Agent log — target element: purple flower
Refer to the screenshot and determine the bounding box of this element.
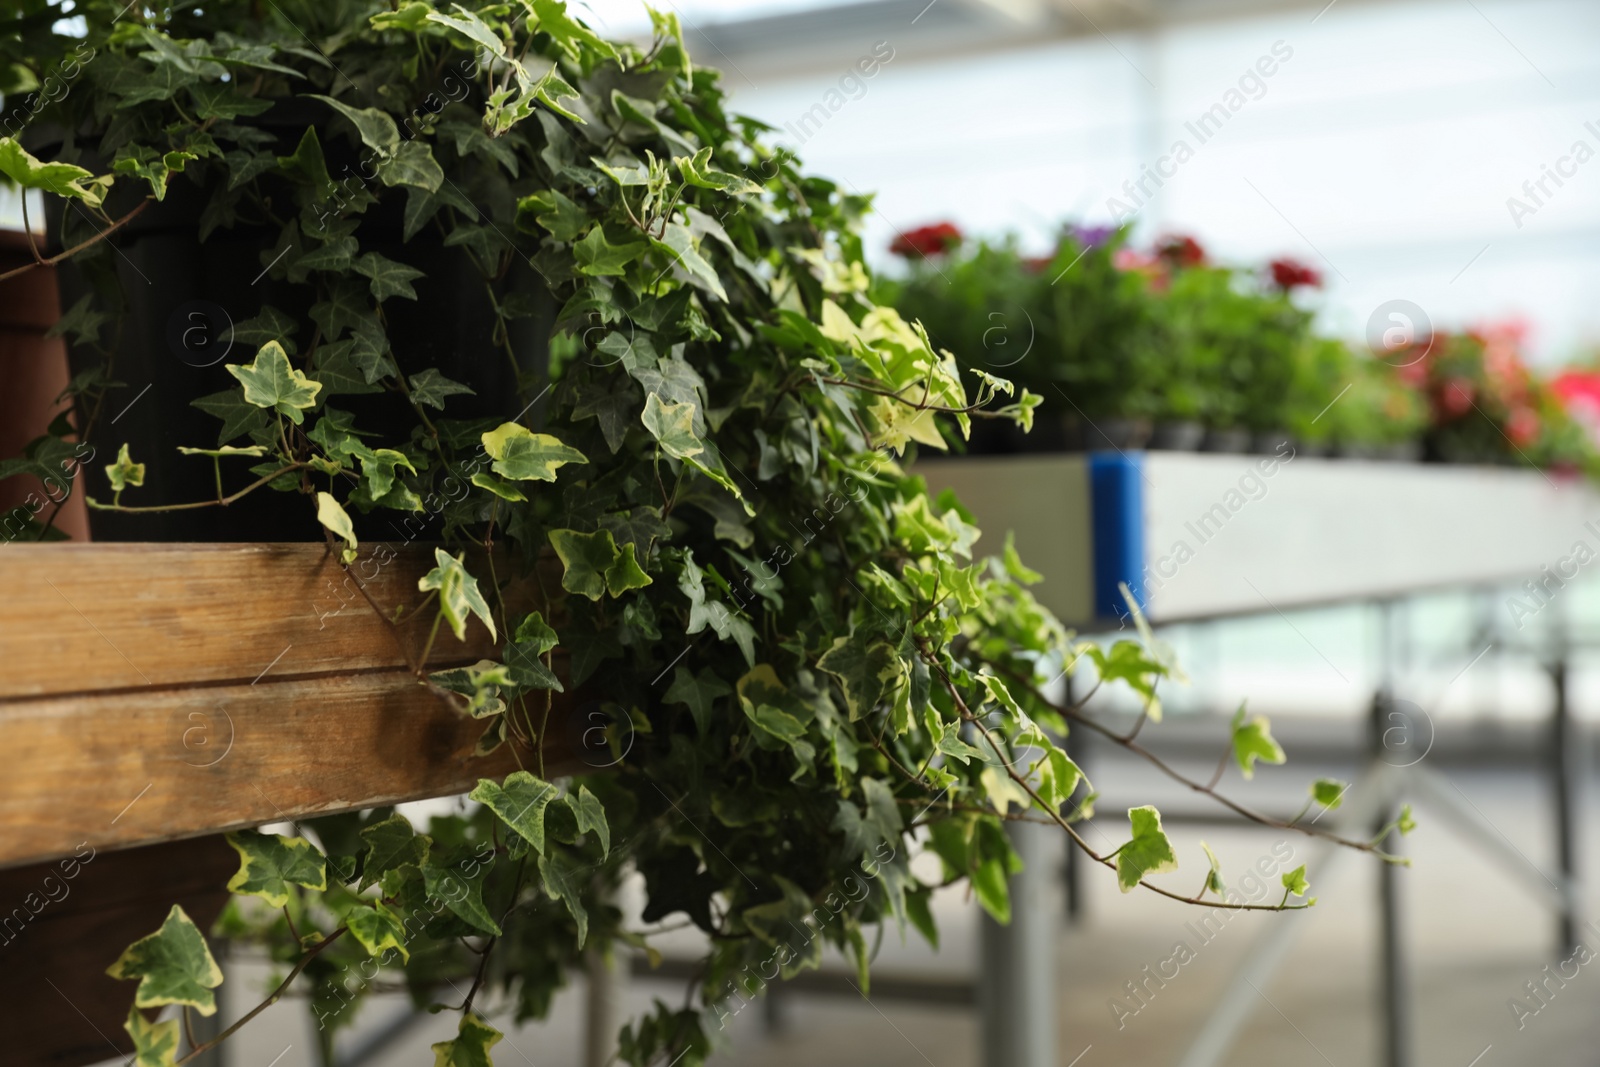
[1071,224,1116,249]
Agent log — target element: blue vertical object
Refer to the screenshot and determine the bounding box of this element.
[1088,451,1145,620]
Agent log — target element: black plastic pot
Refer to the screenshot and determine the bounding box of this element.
[37,106,551,541]
[1149,420,1204,451]
[1250,429,1292,455]
[1201,427,1251,453]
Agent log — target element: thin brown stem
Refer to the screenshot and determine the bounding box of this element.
[86,464,309,512]
[0,199,152,283]
[926,654,1311,912]
[983,654,1376,854]
[175,927,348,1065]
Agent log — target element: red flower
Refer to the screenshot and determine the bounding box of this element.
[1022,255,1053,274]
[1506,406,1541,448]
[1155,234,1205,268]
[890,222,962,259]
[1268,257,1322,292]
[1437,377,1475,419]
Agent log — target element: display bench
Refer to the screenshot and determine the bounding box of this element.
[921,450,1598,626]
[0,542,566,1066]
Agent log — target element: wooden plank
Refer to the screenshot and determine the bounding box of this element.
[0,836,237,1067]
[0,670,569,869]
[0,543,572,868]
[0,542,534,698]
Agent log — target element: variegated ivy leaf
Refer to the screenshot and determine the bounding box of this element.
[568,785,611,857]
[0,137,112,207]
[529,0,618,62]
[539,848,591,946]
[470,771,558,855]
[816,634,899,719]
[1231,704,1286,779]
[640,391,702,459]
[429,658,514,717]
[106,443,145,492]
[225,340,322,423]
[481,422,587,482]
[417,548,496,642]
[124,1005,181,1066]
[547,528,652,600]
[673,146,761,195]
[316,491,358,563]
[421,857,501,935]
[431,1011,503,1067]
[225,829,328,907]
[106,905,224,1016]
[1114,805,1178,893]
[359,813,430,890]
[345,900,409,962]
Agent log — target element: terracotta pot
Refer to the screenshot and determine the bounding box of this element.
[0,228,90,543]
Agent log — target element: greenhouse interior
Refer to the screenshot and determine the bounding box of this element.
[3,0,1599,1065]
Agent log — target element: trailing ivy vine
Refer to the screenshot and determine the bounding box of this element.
[0,3,1408,1064]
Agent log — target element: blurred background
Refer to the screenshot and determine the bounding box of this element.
[51,0,1600,1063]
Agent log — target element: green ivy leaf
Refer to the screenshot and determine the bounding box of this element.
[548,528,652,600]
[1312,778,1347,810]
[1115,806,1178,893]
[1281,864,1310,898]
[417,549,497,642]
[574,226,648,276]
[538,849,590,947]
[225,340,322,423]
[1201,841,1226,897]
[1231,705,1286,779]
[0,137,111,207]
[664,664,730,735]
[346,900,409,962]
[106,905,224,1016]
[431,1012,503,1067]
[106,443,145,492]
[308,93,400,156]
[380,140,445,192]
[355,252,426,301]
[224,830,328,907]
[568,785,611,857]
[421,858,501,935]
[1397,803,1417,836]
[359,813,429,890]
[516,188,590,241]
[482,423,588,481]
[193,389,270,444]
[408,368,474,409]
[425,8,505,57]
[530,0,618,60]
[817,634,899,719]
[470,771,557,855]
[124,1006,181,1067]
[514,611,560,655]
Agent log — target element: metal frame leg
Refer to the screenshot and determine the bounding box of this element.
[980,818,1059,1067]
[1372,598,1413,1067]
[1550,654,1581,952]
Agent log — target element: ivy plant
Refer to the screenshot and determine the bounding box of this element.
[0,3,1406,1065]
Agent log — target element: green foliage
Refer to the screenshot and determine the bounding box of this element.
[1,5,1367,1063]
[1114,805,1179,892]
[1231,704,1287,779]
